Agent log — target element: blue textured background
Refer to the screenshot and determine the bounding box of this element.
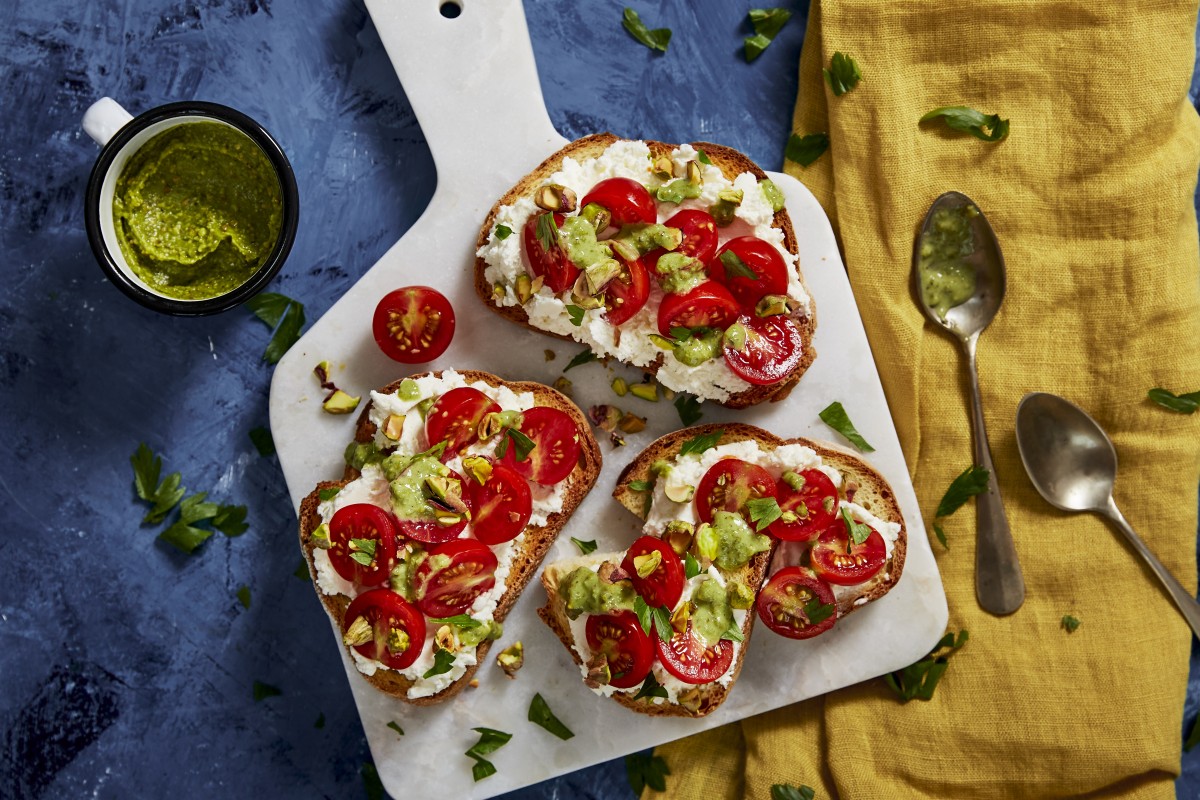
[1,1,1197,798]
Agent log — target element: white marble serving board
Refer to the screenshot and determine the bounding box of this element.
[268,1,948,797]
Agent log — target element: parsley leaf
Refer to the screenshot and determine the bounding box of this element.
[633,671,670,701]
[622,8,671,53]
[1061,615,1081,634]
[720,250,759,281]
[236,585,251,609]
[841,506,871,545]
[246,292,306,365]
[633,596,672,640]
[294,558,311,580]
[318,487,341,502]
[723,624,745,643]
[679,428,723,457]
[935,465,990,518]
[772,785,816,800]
[349,537,377,566]
[625,752,670,794]
[674,393,703,426]
[932,522,948,550]
[747,497,783,531]
[252,680,282,701]
[565,304,586,326]
[503,428,536,462]
[818,401,875,452]
[744,8,792,62]
[131,443,186,525]
[245,292,291,328]
[885,629,968,702]
[823,51,862,96]
[785,133,829,167]
[697,149,712,165]
[669,326,693,341]
[248,426,275,456]
[920,106,1009,142]
[534,212,558,252]
[158,492,220,554]
[804,596,835,625]
[361,762,384,800]
[387,721,404,736]
[1148,387,1200,414]
[563,348,598,372]
[494,224,513,240]
[428,614,482,629]
[466,727,512,782]
[684,553,702,579]
[213,504,248,537]
[423,648,456,679]
[572,537,598,555]
[528,693,574,740]
[628,480,654,492]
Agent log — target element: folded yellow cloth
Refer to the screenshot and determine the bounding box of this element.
[651,2,1200,798]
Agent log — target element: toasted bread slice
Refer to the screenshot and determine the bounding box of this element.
[298,370,602,705]
[474,133,817,409]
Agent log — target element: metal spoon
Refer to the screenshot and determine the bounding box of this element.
[1015,392,1200,637]
[914,191,1025,615]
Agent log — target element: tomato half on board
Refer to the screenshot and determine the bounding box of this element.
[395,466,470,545]
[523,212,579,293]
[414,539,498,617]
[657,281,740,336]
[372,286,456,364]
[327,503,399,586]
[755,567,837,640]
[425,387,500,458]
[343,589,426,669]
[585,611,654,689]
[655,621,734,684]
[579,177,657,230]
[722,313,803,386]
[497,406,581,485]
[642,209,719,272]
[621,535,685,610]
[695,458,777,525]
[767,469,840,542]
[810,522,887,586]
[707,236,789,310]
[603,256,651,326]
[465,462,532,545]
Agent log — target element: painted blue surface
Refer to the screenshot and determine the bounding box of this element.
[0,1,1196,798]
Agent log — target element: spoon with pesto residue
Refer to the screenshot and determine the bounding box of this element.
[914,191,1025,616]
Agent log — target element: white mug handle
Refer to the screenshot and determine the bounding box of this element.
[82,97,134,146]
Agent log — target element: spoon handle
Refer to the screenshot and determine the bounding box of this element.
[963,335,1026,615]
[1103,498,1200,638]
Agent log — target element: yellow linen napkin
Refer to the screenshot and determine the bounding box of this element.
[650,1,1200,798]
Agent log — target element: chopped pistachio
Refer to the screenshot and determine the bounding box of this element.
[588,404,623,433]
[535,183,577,213]
[530,275,545,294]
[723,321,748,352]
[629,382,659,402]
[633,550,663,578]
[652,155,675,179]
[685,159,703,186]
[313,360,332,386]
[461,455,493,485]
[609,237,640,262]
[728,580,755,610]
[543,349,555,362]
[398,378,421,401]
[661,387,677,401]
[497,641,524,679]
[387,628,411,654]
[823,496,836,513]
[677,687,704,712]
[670,600,691,632]
[782,470,806,491]
[310,523,331,549]
[618,413,647,434]
[579,202,611,232]
[710,200,737,227]
[342,616,373,647]
[611,377,629,397]
[755,294,797,317]
[663,521,695,555]
[584,652,611,687]
[478,409,522,441]
[780,510,799,523]
[433,509,466,527]
[584,259,622,295]
[469,679,480,688]
[382,414,406,441]
[435,625,458,653]
[648,334,676,351]
[664,482,695,503]
[491,282,506,303]
[718,188,744,206]
[322,390,361,414]
[693,522,718,561]
[650,459,673,478]
[515,273,534,304]
[553,377,573,396]
[570,276,605,308]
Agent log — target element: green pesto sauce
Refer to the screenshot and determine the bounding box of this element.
[559,567,637,620]
[387,455,450,520]
[673,327,722,367]
[655,252,705,295]
[615,223,680,255]
[917,205,979,320]
[112,120,283,301]
[559,215,611,271]
[711,511,772,571]
[691,577,734,645]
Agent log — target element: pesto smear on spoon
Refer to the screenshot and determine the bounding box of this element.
[916,205,978,320]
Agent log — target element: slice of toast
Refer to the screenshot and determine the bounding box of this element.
[474,133,817,409]
[297,369,602,705]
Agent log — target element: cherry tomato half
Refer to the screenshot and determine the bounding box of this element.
[585,611,654,690]
[579,177,657,230]
[465,462,532,545]
[722,313,804,386]
[695,458,777,525]
[655,621,734,685]
[343,589,426,669]
[657,281,740,336]
[425,387,500,459]
[707,236,789,310]
[767,469,840,542]
[498,406,581,486]
[755,567,837,640]
[810,523,887,586]
[414,539,499,617]
[642,209,719,273]
[372,286,456,364]
[395,465,470,545]
[327,503,399,587]
[523,212,579,293]
[621,535,685,610]
[603,256,651,326]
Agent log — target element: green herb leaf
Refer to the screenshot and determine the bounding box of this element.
[535,212,559,252]
[565,304,586,326]
[818,401,875,452]
[349,537,377,566]
[504,429,537,462]
[387,721,405,736]
[247,293,307,365]
[294,558,311,580]
[528,693,574,740]
[1148,387,1200,414]
[466,727,512,781]
[158,492,220,554]
[245,292,292,328]
[314,712,325,729]
[697,149,712,165]
[841,506,871,545]
[423,648,456,679]
[361,762,384,800]
[318,487,341,502]
[633,671,670,701]
[669,326,693,341]
[213,504,248,537]
[920,106,1010,142]
[651,605,673,642]
[572,537,598,555]
[495,224,513,240]
[634,595,653,635]
[720,250,759,281]
[1061,615,1081,634]
[885,629,968,702]
[823,51,862,96]
[428,614,482,629]
[932,522,948,550]
[935,465,990,518]
[744,8,792,62]
[563,348,598,372]
[628,480,654,492]
[622,7,671,53]
[804,597,835,625]
[723,623,745,643]
[674,393,703,426]
[772,785,816,800]
[684,553,702,580]
[131,443,187,524]
[679,428,723,457]
[747,497,783,531]
[471,759,497,782]
[1187,711,1200,752]
[236,585,251,609]
[626,752,671,794]
[785,133,830,167]
[249,426,275,456]
[252,680,282,701]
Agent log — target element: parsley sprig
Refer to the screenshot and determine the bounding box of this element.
[495,428,536,462]
[131,443,186,524]
[423,648,456,680]
[772,785,817,800]
[744,8,792,62]
[626,752,670,794]
[246,292,306,364]
[465,727,512,782]
[785,133,830,167]
[674,393,703,426]
[823,51,862,96]
[563,348,598,372]
[720,250,759,280]
[622,8,671,53]
[936,465,990,518]
[920,106,1010,142]
[747,497,783,531]
[634,596,673,641]
[679,428,723,457]
[633,671,669,701]
[528,693,574,740]
[818,401,874,452]
[1148,387,1200,414]
[571,537,598,555]
[885,629,968,702]
[840,506,871,546]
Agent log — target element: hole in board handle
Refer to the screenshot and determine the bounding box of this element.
[439,1,462,18]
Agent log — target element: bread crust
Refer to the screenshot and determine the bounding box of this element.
[297,370,602,705]
[474,133,817,409]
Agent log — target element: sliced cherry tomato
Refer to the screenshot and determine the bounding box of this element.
[755,567,837,640]
[585,611,654,689]
[642,209,719,272]
[498,406,581,485]
[655,621,734,685]
[372,286,455,364]
[343,589,426,669]
[327,503,398,587]
[767,469,840,542]
[465,462,532,545]
[579,177,656,230]
[620,535,685,610]
[695,458,777,525]
[603,256,651,325]
[414,539,498,617]
[425,387,500,459]
[811,523,887,586]
[657,281,740,336]
[707,236,789,310]
[395,465,470,545]
[722,313,804,386]
[523,212,579,293]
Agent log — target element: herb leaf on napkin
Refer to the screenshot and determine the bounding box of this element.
[1148,387,1200,414]
[785,133,830,167]
[935,465,990,518]
[920,106,1010,142]
[823,51,862,96]
[885,629,968,702]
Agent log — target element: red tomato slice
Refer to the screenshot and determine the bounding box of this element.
[811,523,887,586]
[707,236,789,310]
[620,535,685,610]
[579,177,657,230]
[655,621,734,685]
[767,469,840,542]
[327,503,398,587]
[585,611,654,689]
[694,458,777,525]
[642,209,719,272]
[722,313,803,386]
[372,286,456,364]
[755,567,837,640]
[498,406,581,485]
[395,465,470,545]
[343,589,426,669]
[425,387,500,459]
[603,256,650,325]
[414,539,498,617]
[465,462,532,545]
[523,212,579,293]
[657,281,740,336]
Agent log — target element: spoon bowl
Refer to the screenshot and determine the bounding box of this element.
[1014,392,1118,512]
